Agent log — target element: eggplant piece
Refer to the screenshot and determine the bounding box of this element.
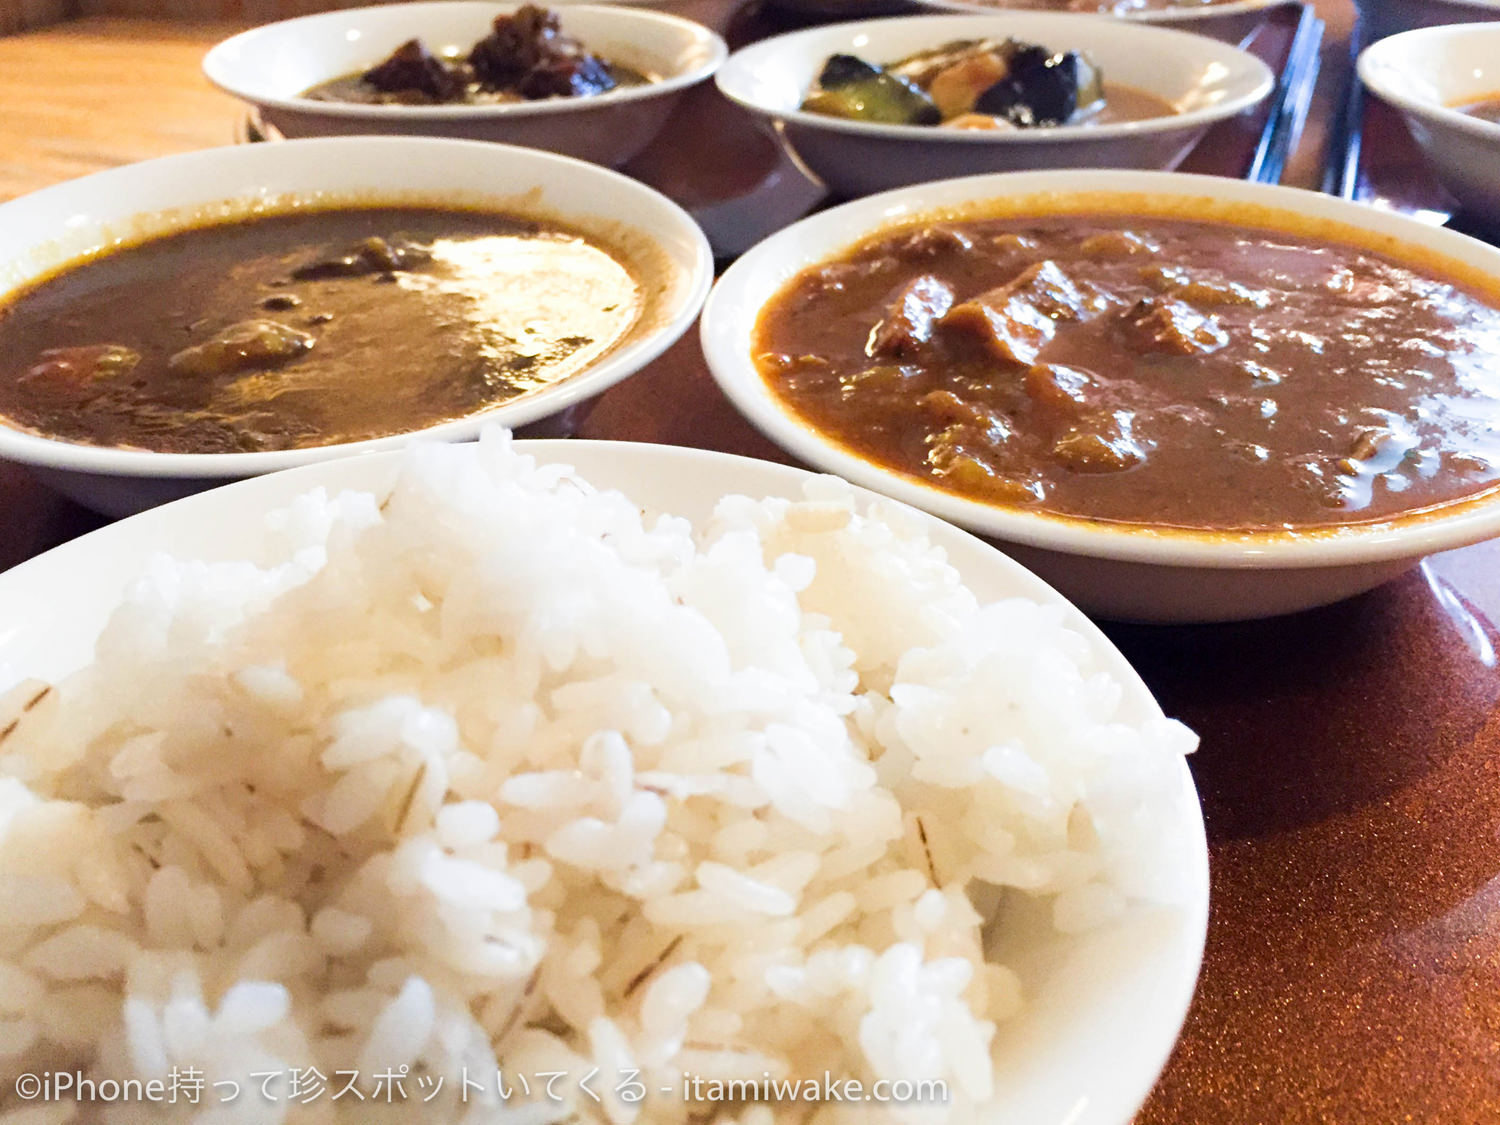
[972,47,1104,128]
[817,53,884,88]
[801,55,940,126]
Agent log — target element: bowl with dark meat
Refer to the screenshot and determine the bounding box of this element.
[701,169,1500,622]
[715,14,1273,198]
[1359,23,1500,229]
[0,136,713,516]
[909,0,1297,47]
[203,2,727,168]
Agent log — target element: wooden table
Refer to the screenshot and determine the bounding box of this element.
[7,8,1500,1124]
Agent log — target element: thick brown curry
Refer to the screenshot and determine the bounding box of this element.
[0,206,642,454]
[754,213,1500,531]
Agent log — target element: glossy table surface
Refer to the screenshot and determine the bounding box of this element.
[5,5,1500,1123]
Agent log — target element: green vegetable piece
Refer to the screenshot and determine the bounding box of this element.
[801,56,941,126]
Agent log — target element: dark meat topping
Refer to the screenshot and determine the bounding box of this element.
[972,47,1104,127]
[363,38,463,101]
[470,5,615,97]
[302,5,640,106]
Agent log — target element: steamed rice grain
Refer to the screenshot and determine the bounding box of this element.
[0,431,1196,1122]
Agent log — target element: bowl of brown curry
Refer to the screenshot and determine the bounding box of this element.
[0,136,713,517]
[702,170,1500,623]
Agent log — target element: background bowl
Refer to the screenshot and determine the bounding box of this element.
[909,0,1297,45]
[0,437,1209,1125]
[700,168,1500,623]
[763,0,920,18]
[714,13,1274,199]
[1361,0,1500,43]
[203,1,727,168]
[1358,22,1500,228]
[0,137,713,517]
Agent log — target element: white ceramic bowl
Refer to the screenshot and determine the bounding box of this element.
[765,0,921,19]
[0,437,1209,1125]
[1359,23,1500,228]
[701,168,1500,623]
[203,2,727,168]
[714,13,1275,198]
[1362,0,1500,43]
[0,137,713,517]
[911,0,1296,45]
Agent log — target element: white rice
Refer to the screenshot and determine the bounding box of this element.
[0,430,1196,1123]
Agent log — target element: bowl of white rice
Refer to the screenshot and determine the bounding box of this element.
[0,432,1206,1123]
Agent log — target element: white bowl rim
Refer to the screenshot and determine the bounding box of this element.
[1376,0,1500,9]
[0,434,1210,1125]
[909,0,1296,24]
[0,136,714,478]
[701,167,1500,570]
[1358,22,1500,147]
[202,1,728,121]
[714,12,1275,146]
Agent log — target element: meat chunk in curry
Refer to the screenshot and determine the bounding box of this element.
[302,5,648,106]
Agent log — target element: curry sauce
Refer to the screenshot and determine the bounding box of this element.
[755,214,1500,531]
[0,206,642,454]
[1451,93,1500,126]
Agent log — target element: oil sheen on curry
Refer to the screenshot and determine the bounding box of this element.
[0,206,642,453]
[754,213,1500,530]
